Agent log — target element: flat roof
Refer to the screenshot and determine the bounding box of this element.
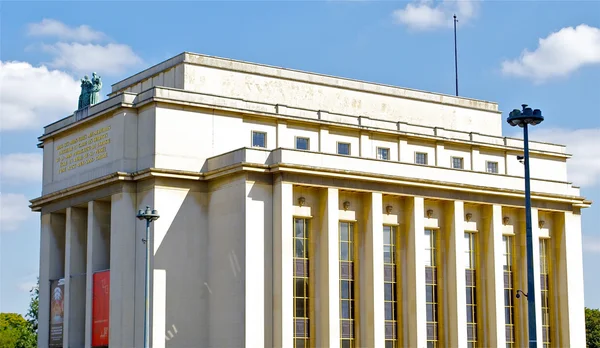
[110,51,498,112]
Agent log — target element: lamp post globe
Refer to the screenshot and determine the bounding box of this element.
[136,206,160,348]
[506,104,543,348]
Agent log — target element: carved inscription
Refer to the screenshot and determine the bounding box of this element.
[55,126,111,174]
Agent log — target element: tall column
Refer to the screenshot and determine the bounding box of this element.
[482,205,506,347]
[85,201,111,348]
[319,188,340,348]
[555,210,585,347]
[64,207,88,348]
[361,192,384,347]
[273,179,293,348]
[444,201,467,347]
[39,213,66,348]
[405,196,426,348]
[110,188,138,347]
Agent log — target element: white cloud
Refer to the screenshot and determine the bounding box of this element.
[502,24,600,82]
[0,193,32,232]
[0,153,43,183]
[28,18,106,43]
[0,61,79,131]
[527,128,600,187]
[392,0,477,31]
[41,42,143,76]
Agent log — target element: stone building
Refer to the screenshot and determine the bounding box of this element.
[31,52,590,348]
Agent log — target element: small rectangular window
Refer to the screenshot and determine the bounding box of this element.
[415,152,428,165]
[296,137,310,151]
[252,131,266,148]
[377,147,390,160]
[338,142,351,156]
[486,161,499,173]
[452,157,464,169]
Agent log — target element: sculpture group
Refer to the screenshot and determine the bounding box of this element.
[78,72,102,109]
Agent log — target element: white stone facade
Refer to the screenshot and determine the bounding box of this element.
[32,52,590,348]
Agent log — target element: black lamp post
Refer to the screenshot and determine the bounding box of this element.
[507,104,544,348]
[136,206,160,348]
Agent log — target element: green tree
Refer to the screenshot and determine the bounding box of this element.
[26,279,39,334]
[0,313,36,348]
[587,307,600,348]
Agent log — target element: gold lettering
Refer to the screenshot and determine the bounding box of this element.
[55,124,112,174]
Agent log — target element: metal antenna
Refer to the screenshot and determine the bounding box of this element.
[453,14,459,96]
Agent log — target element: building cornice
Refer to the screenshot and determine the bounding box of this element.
[40,87,570,159]
[30,152,591,212]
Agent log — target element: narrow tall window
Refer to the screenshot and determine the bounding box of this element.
[383,225,398,347]
[503,235,516,348]
[293,218,310,347]
[540,238,551,348]
[465,232,478,348]
[340,222,356,348]
[425,229,438,348]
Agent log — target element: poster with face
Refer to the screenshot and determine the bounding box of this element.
[49,278,65,347]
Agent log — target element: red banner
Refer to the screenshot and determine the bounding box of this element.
[92,271,110,347]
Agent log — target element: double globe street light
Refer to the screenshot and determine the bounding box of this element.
[137,206,160,348]
[506,104,544,348]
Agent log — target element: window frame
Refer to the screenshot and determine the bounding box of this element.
[293,217,314,348]
[339,221,358,348]
[337,142,351,156]
[415,152,428,165]
[377,147,391,161]
[486,161,499,174]
[295,136,310,151]
[383,224,400,347]
[251,131,267,148]
[424,228,440,347]
[451,156,464,169]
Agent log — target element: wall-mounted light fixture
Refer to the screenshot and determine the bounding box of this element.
[465,213,473,222]
[503,216,510,225]
[343,201,351,211]
[538,220,545,228]
[386,205,393,214]
[426,209,434,218]
[298,196,306,207]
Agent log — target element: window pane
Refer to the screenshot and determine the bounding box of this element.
[338,143,350,155]
[385,283,393,300]
[378,148,390,160]
[341,223,349,241]
[296,278,307,297]
[295,298,306,317]
[385,302,394,320]
[295,219,304,238]
[252,132,265,147]
[383,226,391,244]
[296,137,309,150]
[295,239,305,258]
[341,280,350,299]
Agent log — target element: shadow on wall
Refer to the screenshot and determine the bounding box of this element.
[154,190,209,347]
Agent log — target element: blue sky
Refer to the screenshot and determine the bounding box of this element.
[1,1,599,314]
